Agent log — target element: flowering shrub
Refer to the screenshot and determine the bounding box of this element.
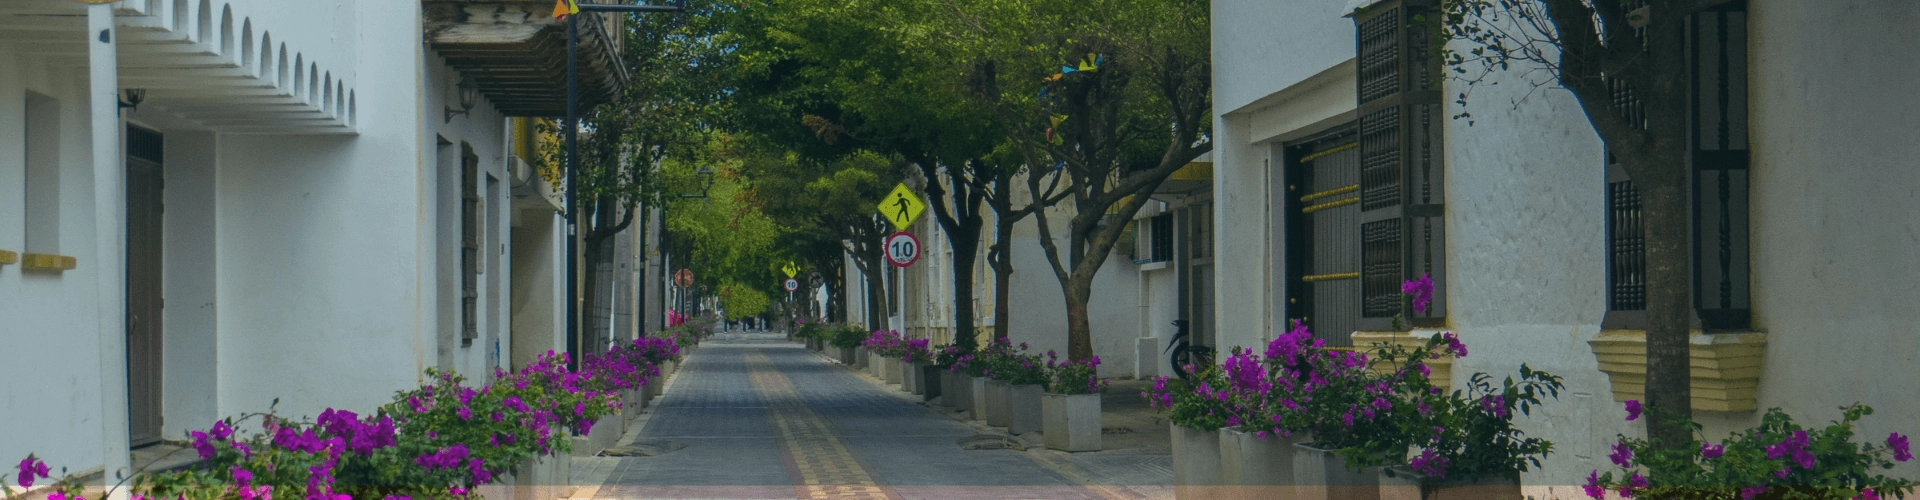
[828,326,867,350]
[6,337,679,500]
[900,338,935,364]
[1043,351,1106,395]
[969,338,1048,386]
[1586,403,1914,500]
[794,322,826,341]
[1144,369,1233,432]
[862,330,906,358]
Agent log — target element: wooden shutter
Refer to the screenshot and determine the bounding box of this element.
[1604,2,1750,331]
[1354,0,1445,330]
[461,148,480,346]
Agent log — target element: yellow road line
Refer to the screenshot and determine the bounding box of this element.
[747,350,894,500]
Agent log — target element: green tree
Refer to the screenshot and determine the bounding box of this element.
[946,0,1213,360]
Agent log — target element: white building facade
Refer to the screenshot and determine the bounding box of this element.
[0,0,645,481]
[1212,0,1920,493]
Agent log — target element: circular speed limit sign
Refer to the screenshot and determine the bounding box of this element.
[884,231,920,267]
[784,278,800,292]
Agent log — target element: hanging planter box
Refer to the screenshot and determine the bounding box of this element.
[984,379,1013,427]
[1009,383,1044,435]
[1376,466,1521,500]
[1588,330,1767,412]
[1041,392,1101,451]
[1219,427,1306,496]
[1171,424,1222,500]
[1293,441,1380,500]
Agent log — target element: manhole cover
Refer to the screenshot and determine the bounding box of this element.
[1102,427,1133,435]
[957,435,1025,451]
[600,439,687,457]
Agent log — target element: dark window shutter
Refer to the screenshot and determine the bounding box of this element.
[1354,0,1445,330]
[461,148,480,346]
[1603,2,1750,331]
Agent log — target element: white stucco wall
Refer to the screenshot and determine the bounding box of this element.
[0,44,110,475]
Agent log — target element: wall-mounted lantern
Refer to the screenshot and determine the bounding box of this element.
[444,75,479,123]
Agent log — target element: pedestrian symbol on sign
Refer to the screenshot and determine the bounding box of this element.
[875,183,924,231]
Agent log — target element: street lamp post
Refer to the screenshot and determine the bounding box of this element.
[564,1,685,370]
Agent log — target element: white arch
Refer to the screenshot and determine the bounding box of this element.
[292,53,304,97]
[322,71,333,113]
[219,4,234,56]
[277,44,289,89]
[195,0,212,44]
[172,0,190,33]
[257,31,271,80]
[307,63,318,104]
[240,19,253,71]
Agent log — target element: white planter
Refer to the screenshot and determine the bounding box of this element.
[1377,466,1522,500]
[984,379,1013,427]
[1041,392,1101,451]
[855,347,869,369]
[1218,427,1306,496]
[969,376,989,420]
[1009,383,1043,435]
[947,372,973,410]
[882,357,902,384]
[1294,442,1380,500]
[1171,424,1222,500]
[900,360,921,394]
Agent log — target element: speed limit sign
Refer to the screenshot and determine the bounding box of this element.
[784,278,800,292]
[884,231,920,267]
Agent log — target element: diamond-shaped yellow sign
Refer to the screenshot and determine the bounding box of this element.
[876,183,924,231]
[781,261,800,279]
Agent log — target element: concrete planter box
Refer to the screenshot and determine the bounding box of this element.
[1171,424,1222,500]
[984,379,1013,427]
[919,363,942,400]
[1294,442,1380,500]
[1377,466,1522,500]
[1041,393,1101,451]
[945,372,971,410]
[494,453,574,500]
[839,347,857,364]
[1009,383,1044,435]
[855,347,869,369]
[1218,427,1306,496]
[900,360,922,394]
[969,376,989,420]
[881,357,902,385]
[573,414,624,457]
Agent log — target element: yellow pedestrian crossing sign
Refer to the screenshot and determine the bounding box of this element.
[877,183,924,231]
[781,261,800,279]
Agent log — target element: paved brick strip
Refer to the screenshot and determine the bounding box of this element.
[746,349,898,500]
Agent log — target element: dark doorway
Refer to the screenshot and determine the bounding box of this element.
[1284,127,1362,346]
[125,125,165,447]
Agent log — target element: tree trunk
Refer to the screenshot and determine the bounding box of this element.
[951,237,980,351]
[989,175,1018,340]
[1063,281,1093,361]
[1636,148,1694,447]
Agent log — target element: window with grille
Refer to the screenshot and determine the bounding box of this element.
[461,145,480,346]
[1351,0,1446,331]
[1603,2,1750,331]
[1138,213,1174,263]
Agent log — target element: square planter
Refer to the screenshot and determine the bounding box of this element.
[1171,424,1222,500]
[882,356,902,385]
[920,363,943,401]
[855,347,869,369]
[900,359,923,394]
[946,372,972,410]
[1009,383,1044,435]
[984,379,1013,427]
[840,347,857,365]
[969,376,989,420]
[1294,442,1380,500]
[1041,393,1102,451]
[1218,426,1306,496]
[1377,466,1522,500]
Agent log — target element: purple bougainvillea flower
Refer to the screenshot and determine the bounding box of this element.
[1702,443,1725,459]
[17,456,50,488]
[191,430,216,459]
[1624,400,1642,421]
[1740,486,1767,499]
[1888,433,1911,462]
[212,420,234,441]
[1858,488,1881,500]
[467,457,492,484]
[1582,471,1605,499]
[49,492,67,500]
[1629,473,1648,489]
[231,467,254,486]
[1608,442,1634,468]
[1402,274,1433,314]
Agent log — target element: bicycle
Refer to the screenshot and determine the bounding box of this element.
[1164,320,1215,380]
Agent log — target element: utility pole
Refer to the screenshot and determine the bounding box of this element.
[564,1,685,370]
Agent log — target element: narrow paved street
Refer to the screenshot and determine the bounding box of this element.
[589,332,1171,500]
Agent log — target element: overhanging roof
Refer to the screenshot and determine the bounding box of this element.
[424,1,629,117]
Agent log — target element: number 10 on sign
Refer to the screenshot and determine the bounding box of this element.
[884,231,920,267]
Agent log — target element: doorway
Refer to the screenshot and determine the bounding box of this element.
[125,125,165,447]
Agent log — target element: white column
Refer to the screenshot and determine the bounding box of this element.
[87,3,130,497]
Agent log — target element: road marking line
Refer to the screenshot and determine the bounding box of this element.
[749,350,897,500]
